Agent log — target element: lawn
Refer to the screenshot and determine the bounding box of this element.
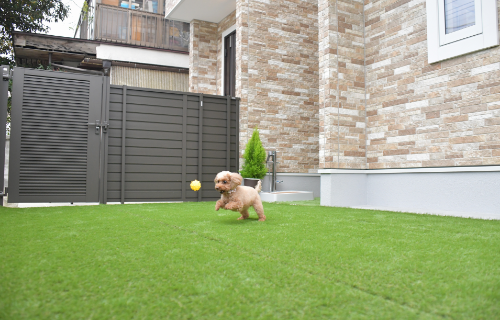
[1,201,499,319]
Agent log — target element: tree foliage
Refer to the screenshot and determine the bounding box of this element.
[240,128,268,179]
[0,0,69,65]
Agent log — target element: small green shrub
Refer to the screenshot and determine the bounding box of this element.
[240,127,267,179]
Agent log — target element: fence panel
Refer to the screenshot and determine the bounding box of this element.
[8,68,104,203]
[7,69,238,204]
[107,86,239,203]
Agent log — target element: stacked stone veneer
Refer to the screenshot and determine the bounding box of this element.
[182,0,500,171]
[236,0,320,173]
[189,12,237,95]
[188,1,320,173]
[318,0,366,169]
[364,0,500,168]
[189,20,218,93]
[318,0,500,169]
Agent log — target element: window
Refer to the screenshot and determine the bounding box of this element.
[101,0,164,15]
[224,31,236,97]
[221,25,236,96]
[426,0,498,63]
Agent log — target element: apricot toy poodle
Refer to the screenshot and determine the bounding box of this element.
[214,171,266,221]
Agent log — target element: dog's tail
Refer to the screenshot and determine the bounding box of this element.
[255,180,262,193]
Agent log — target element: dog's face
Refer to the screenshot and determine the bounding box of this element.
[214,171,242,194]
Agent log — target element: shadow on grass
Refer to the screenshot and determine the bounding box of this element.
[217,217,263,225]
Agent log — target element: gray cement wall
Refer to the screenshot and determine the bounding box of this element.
[319,167,500,219]
[261,173,320,198]
[366,172,500,216]
[320,173,366,207]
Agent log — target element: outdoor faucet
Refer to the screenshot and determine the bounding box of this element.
[266,152,274,163]
[266,151,278,192]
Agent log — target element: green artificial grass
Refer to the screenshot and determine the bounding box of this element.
[276,197,321,206]
[1,201,499,319]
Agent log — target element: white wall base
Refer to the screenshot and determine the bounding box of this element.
[260,191,314,203]
[319,167,500,220]
[261,173,320,197]
[96,44,189,68]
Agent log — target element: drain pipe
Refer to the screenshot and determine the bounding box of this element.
[266,151,275,192]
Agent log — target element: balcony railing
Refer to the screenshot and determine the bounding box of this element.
[92,3,189,51]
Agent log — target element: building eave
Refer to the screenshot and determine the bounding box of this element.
[13,32,188,63]
[165,0,235,23]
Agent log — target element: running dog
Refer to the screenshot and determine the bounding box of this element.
[214,171,266,221]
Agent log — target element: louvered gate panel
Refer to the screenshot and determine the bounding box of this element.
[9,68,103,203]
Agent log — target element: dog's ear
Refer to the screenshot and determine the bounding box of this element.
[229,172,243,188]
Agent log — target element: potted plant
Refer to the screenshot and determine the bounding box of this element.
[240,127,267,188]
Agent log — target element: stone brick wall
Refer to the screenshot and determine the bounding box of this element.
[188,11,236,96]
[235,0,250,158]
[318,0,366,169]
[236,0,320,173]
[189,20,218,94]
[188,0,500,172]
[188,2,321,173]
[189,11,236,95]
[364,0,500,168]
[319,0,338,169]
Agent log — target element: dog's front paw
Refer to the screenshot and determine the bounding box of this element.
[225,202,242,211]
[215,200,225,211]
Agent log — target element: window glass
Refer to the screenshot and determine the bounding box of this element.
[170,21,190,51]
[444,0,475,33]
[103,0,163,14]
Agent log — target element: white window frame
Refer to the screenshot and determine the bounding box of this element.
[426,0,499,64]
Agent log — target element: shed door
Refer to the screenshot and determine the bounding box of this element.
[8,68,104,203]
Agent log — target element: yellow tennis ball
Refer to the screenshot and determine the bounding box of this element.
[190,180,201,191]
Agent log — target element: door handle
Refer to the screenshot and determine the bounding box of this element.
[88,120,109,134]
[88,120,100,134]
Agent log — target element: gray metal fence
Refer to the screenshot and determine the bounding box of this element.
[8,68,105,203]
[0,66,11,205]
[7,68,239,204]
[106,85,239,203]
